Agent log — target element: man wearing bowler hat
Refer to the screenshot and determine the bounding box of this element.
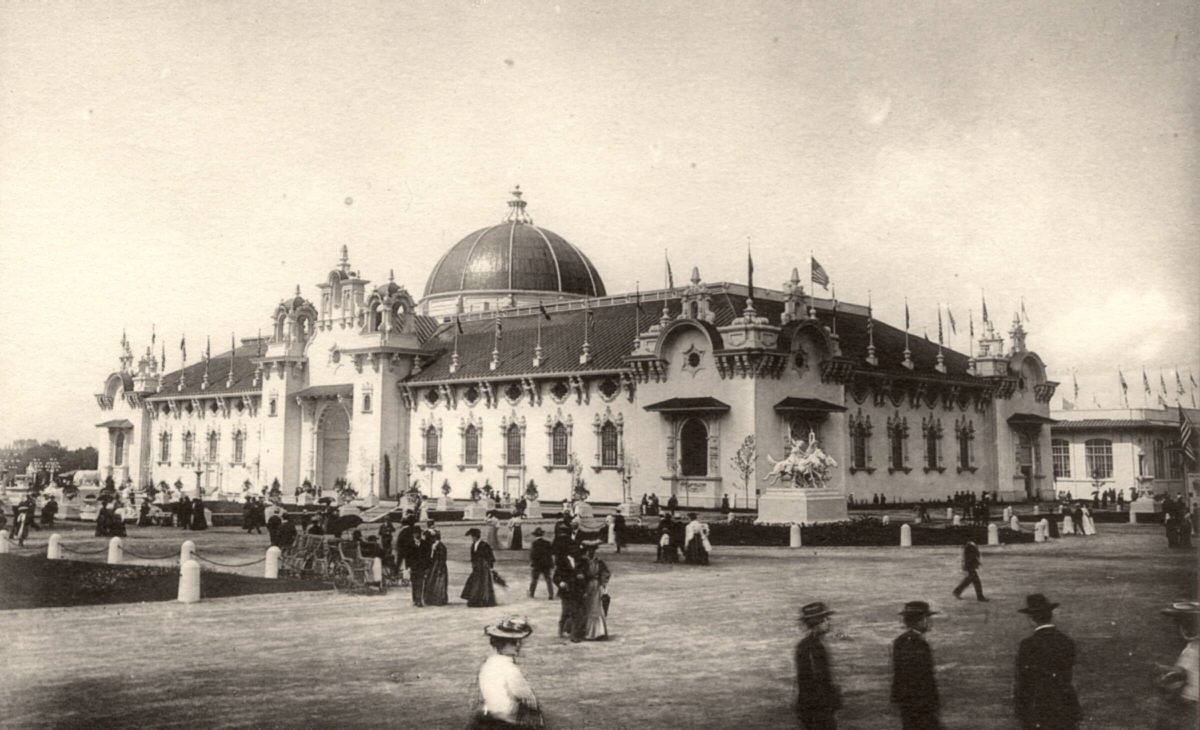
[892,601,942,729]
[795,601,842,729]
[528,527,555,599]
[1013,594,1081,730]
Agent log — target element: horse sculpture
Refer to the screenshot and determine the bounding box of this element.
[766,436,838,489]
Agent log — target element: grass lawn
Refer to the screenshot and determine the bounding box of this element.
[0,523,1194,729]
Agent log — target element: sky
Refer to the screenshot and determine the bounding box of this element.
[1,0,1196,448]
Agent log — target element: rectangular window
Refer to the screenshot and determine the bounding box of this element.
[852,430,868,469]
[600,423,619,467]
[1169,448,1184,478]
[551,424,569,466]
[1084,439,1113,480]
[1051,439,1071,479]
[1153,439,1165,478]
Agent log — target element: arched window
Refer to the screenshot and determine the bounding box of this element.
[552,423,569,466]
[464,424,479,466]
[159,432,171,462]
[600,422,619,467]
[506,423,523,465]
[887,414,909,472]
[114,432,125,466]
[207,432,220,462]
[956,419,976,471]
[183,432,195,463]
[425,426,440,466]
[922,417,942,471]
[679,419,708,477]
[1051,439,1070,478]
[1153,439,1165,478]
[848,410,872,472]
[1084,439,1113,479]
[233,431,246,464]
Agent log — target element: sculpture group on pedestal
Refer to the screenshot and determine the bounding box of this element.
[766,436,838,490]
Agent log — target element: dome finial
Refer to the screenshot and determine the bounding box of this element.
[505,185,532,224]
[690,266,701,285]
[339,245,351,273]
[388,268,395,283]
[295,284,301,298]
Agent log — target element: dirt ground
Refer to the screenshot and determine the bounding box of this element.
[0,522,1194,729]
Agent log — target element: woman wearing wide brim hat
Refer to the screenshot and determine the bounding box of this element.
[577,540,611,641]
[1157,601,1199,720]
[471,616,544,729]
[461,528,498,607]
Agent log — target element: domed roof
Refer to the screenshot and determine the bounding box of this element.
[423,189,606,300]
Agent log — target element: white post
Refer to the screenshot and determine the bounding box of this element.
[0,530,9,554]
[178,559,201,603]
[107,536,124,564]
[48,534,62,559]
[372,557,383,585]
[264,546,281,579]
[1003,506,1012,523]
[789,523,802,548]
[1034,519,1047,543]
[1009,515,1021,532]
[180,540,195,566]
[945,507,954,520]
[1129,506,1136,524]
[900,523,912,547]
[952,514,962,526]
[987,523,999,546]
[1033,505,1040,515]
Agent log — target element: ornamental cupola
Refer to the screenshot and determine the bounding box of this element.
[677,267,716,323]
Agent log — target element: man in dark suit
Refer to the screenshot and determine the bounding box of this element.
[409,523,431,607]
[795,601,842,729]
[1013,594,1081,730]
[528,527,555,599]
[1071,504,1084,536]
[892,601,942,729]
[951,539,987,601]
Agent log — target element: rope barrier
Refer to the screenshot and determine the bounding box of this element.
[120,546,180,561]
[191,550,266,568]
[58,543,111,556]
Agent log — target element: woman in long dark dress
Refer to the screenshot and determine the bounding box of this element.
[508,516,523,550]
[423,530,449,606]
[461,527,497,607]
[578,541,611,641]
[137,499,153,527]
[190,496,208,531]
[177,495,191,529]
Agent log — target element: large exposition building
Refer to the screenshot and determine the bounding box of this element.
[93,190,1058,508]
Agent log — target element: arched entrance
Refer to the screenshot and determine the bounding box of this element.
[679,418,709,477]
[318,404,350,489]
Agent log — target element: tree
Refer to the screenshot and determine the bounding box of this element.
[730,435,756,509]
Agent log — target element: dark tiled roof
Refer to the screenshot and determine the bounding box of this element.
[151,342,265,398]
[96,419,135,429]
[293,384,353,399]
[407,291,976,383]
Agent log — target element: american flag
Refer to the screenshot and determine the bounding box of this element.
[1179,404,1196,464]
[811,257,830,290]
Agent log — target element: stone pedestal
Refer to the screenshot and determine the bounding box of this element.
[464,501,490,520]
[524,500,543,518]
[437,496,450,511]
[1130,496,1162,515]
[755,488,848,525]
[573,501,594,520]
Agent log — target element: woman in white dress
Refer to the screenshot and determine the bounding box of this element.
[1081,505,1097,536]
[470,616,543,728]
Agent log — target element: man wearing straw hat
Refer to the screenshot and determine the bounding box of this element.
[891,601,942,729]
[1156,601,1198,728]
[1013,594,1081,730]
[470,616,543,729]
[795,601,842,729]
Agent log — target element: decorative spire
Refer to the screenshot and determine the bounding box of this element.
[579,307,593,365]
[338,245,351,273]
[489,311,502,371]
[226,333,236,387]
[388,268,395,283]
[295,284,302,298]
[690,266,701,287]
[505,186,532,224]
[865,290,878,366]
